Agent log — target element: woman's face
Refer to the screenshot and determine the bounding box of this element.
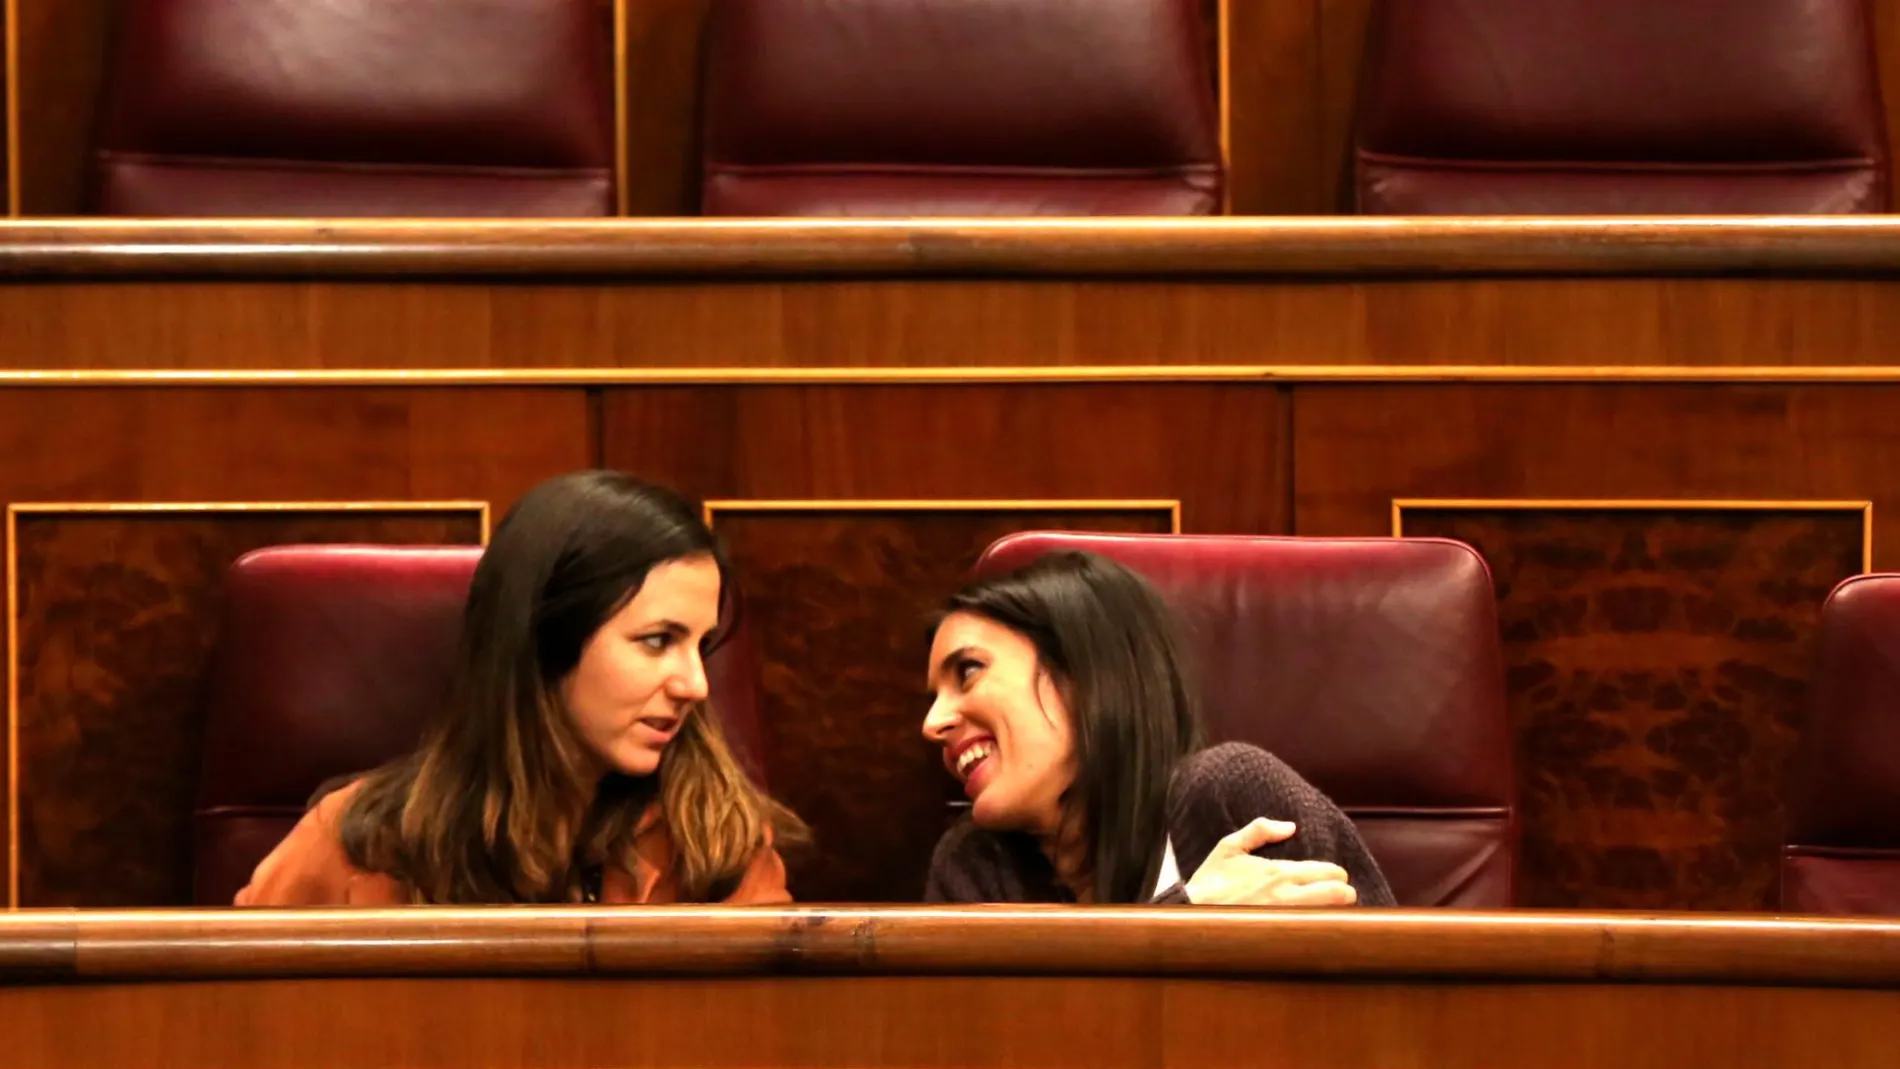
[922,611,1076,835]
[561,554,722,778]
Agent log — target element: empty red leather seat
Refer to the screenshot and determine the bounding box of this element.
[1783,574,1900,915]
[701,0,1223,216]
[193,545,767,905]
[1354,0,1888,214]
[93,0,616,217]
[974,532,1516,908]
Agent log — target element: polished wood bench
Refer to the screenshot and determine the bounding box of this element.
[1,907,1896,1068]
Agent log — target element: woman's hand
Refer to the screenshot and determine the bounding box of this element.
[1183,817,1358,906]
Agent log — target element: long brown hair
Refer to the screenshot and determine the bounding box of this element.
[337,470,805,903]
[940,551,1204,904]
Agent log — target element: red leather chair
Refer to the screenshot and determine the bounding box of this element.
[974,532,1515,907]
[193,545,767,905]
[701,0,1223,216]
[93,0,616,217]
[1353,0,1889,214]
[1783,574,1900,915]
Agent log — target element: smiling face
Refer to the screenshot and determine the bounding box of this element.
[560,554,723,778]
[922,610,1077,835]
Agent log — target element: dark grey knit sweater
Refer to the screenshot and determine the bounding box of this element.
[923,741,1396,906]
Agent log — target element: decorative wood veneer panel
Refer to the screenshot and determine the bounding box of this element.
[11,0,115,215]
[13,512,482,907]
[1399,507,1863,910]
[12,510,484,907]
[713,507,1172,903]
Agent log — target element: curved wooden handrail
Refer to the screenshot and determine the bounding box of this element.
[4,218,1900,279]
[6,907,1900,986]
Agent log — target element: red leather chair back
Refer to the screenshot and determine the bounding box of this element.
[1783,574,1900,915]
[194,545,768,905]
[94,0,616,217]
[974,532,1515,907]
[1354,0,1888,214]
[702,0,1223,216]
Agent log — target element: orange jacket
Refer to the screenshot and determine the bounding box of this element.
[234,780,790,906]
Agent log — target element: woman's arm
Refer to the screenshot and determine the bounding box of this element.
[1168,742,1397,907]
[234,799,358,906]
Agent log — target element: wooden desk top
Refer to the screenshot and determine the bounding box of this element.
[6,906,1900,986]
[3,217,1900,280]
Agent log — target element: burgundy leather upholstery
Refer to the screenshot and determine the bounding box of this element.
[1783,574,1900,915]
[702,0,1223,216]
[94,0,615,217]
[193,545,768,905]
[974,532,1515,908]
[1354,0,1889,214]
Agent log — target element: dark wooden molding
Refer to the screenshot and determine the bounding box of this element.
[7,219,1900,279]
[8,908,1900,986]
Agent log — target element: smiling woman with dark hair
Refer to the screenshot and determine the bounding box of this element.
[236,470,806,906]
[921,550,1393,907]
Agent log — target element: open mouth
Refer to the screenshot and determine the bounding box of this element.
[638,716,681,737]
[951,737,996,783]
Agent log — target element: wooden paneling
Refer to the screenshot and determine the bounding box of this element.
[22,906,1900,983]
[713,507,1173,902]
[1292,385,1900,564]
[3,0,12,216]
[600,385,1285,533]
[1313,0,1375,213]
[11,0,114,215]
[1399,507,1862,910]
[622,0,709,216]
[0,387,591,902]
[4,975,1900,1069]
[1223,0,1323,213]
[9,274,1900,371]
[12,509,483,907]
[1876,0,1900,206]
[6,910,1900,1067]
[0,389,588,502]
[26,219,1900,278]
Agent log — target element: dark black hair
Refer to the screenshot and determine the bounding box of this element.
[942,550,1204,903]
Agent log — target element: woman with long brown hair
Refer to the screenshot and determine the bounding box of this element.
[237,470,804,905]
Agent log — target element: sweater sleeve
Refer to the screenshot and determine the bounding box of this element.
[924,817,1001,902]
[1167,742,1397,907]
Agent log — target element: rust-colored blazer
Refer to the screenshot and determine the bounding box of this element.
[234,780,790,906]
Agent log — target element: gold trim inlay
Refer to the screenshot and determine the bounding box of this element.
[4,0,19,217]
[3,502,15,909]
[1216,0,1231,216]
[704,498,1184,535]
[612,0,629,217]
[4,499,490,909]
[5,364,1900,387]
[1393,498,1875,574]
